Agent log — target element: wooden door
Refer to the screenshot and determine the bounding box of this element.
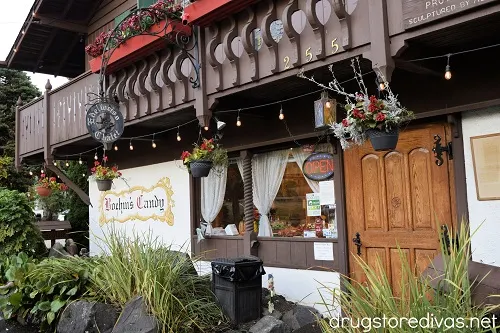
[344,123,456,295]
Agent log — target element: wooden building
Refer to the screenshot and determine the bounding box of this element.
[5,0,500,311]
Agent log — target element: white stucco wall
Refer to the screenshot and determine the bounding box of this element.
[462,106,500,266]
[89,161,191,255]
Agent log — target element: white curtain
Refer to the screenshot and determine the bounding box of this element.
[252,150,289,237]
[237,159,244,182]
[201,166,228,234]
[292,143,334,193]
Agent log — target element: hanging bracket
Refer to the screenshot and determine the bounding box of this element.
[432,134,453,166]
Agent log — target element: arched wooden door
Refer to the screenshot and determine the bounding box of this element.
[344,123,457,295]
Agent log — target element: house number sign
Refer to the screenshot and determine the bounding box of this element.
[302,152,335,181]
[86,101,124,144]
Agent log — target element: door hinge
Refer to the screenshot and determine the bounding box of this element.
[432,134,453,166]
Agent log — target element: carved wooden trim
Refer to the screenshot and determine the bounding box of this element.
[173,52,189,103]
[116,69,129,120]
[332,0,352,49]
[137,59,151,115]
[207,24,224,90]
[159,48,176,107]
[223,16,240,86]
[125,64,139,119]
[283,0,301,67]
[261,0,279,73]
[105,73,118,102]
[241,8,259,81]
[147,52,163,112]
[306,0,326,60]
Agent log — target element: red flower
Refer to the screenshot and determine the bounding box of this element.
[342,119,350,127]
[181,151,191,160]
[94,161,100,166]
[352,108,365,119]
[375,112,386,122]
[91,167,96,172]
[112,166,118,172]
[41,173,45,178]
[118,172,122,177]
[49,177,56,182]
[103,156,108,162]
[102,170,107,175]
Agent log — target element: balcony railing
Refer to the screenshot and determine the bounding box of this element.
[19,98,45,156]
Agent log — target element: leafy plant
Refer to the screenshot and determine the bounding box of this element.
[90,228,228,333]
[0,254,98,331]
[181,138,228,173]
[0,188,47,258]
[298,58,414,149]
[318,221,500,333]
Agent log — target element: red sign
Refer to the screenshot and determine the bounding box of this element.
[302,152,334,181]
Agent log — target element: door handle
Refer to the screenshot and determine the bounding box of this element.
[353,232,362,255]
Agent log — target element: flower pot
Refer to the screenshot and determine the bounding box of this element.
[89,20,192,74]
[366,128,400,151]
[36,186,52,197]
[189,160,213,178]
[96,179,113,191]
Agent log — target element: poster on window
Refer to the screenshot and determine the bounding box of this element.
[319,180,335,205]
[306,193,321,216]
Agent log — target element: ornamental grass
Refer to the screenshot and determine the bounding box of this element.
[89,228,228,333]
[318,222,500,333]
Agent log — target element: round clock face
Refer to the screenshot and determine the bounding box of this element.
[86,102,124,143]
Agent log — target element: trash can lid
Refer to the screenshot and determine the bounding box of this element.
[211,256,262,265]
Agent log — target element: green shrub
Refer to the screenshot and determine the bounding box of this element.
[318,222,500,333]
[0,254,97,331]
[0,188,47,258]
[90,228,228,333]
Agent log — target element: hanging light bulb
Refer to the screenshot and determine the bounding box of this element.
[152,140,157,148]
[176,127,181,141]
[279,105,284,120]
[94,150,98,160]
[444,54,452,80]
[78,156,82,165]
[41,168,44,174]
[129,140,134,151]
[114,143,118,151]
[65,161,69,167]
[379,81,386,91]
[29,171,33,176]
[204,126,209,131]
[82,173,86,177]
[236,109,242,127]
[53,161,58,166]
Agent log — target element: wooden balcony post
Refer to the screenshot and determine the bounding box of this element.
[14,96,22,169]
[44,79,52,164]
[241,150,258,257]
[367,0,394,82]
[194,26,212,129]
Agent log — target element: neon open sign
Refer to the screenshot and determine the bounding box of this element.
[302,152,334,181]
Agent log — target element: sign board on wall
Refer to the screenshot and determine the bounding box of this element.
[403,0,495,29]
[99,177,175,226]
[302,152,334,181]
[306,193,321,216]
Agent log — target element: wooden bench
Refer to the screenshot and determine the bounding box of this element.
[35,220,72,247]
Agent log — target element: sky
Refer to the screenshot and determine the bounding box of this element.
[0,0,69,92]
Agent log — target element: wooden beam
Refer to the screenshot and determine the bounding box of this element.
[55,34,80,77]
[46,164,92,207]
[394,58,442,77]
[33,29,58,73]
[62,0,75,18]
[33,14,87,34]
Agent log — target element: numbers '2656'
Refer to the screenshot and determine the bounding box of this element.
[283,38,339,70]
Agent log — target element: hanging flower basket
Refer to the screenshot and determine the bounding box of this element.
[189,160,213,178]
[86,1,191,74]
[90,157,123,191]
[96,179,113,191]
[298,58,414,151]
[366,128,400,151]
[36,186,52,197]
[181,138,228,178]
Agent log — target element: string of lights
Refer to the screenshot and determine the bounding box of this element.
[27,41,500,166]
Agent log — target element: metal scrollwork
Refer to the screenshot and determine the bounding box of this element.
[96,7,200,100]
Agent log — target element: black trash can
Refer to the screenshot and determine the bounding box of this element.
[211,256,265,325]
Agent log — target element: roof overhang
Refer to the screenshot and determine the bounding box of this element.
[1,0,103,78]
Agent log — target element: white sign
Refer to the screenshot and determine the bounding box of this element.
[314,242,334,261]
[306,193,321,216]
[319,180,335,205]
[99,177,175,226]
